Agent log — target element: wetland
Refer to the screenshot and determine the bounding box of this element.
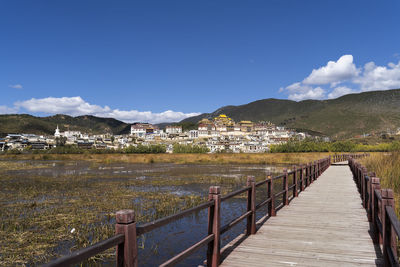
[0,153,328,266]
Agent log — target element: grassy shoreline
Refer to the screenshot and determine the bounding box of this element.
[0,152,342,165]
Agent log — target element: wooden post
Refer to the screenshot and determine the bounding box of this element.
[299,165,304,192]
[367,172,376,221]
[305,163,309,187]
[314,161,317,180]
[370,177,380,225]
[247,176,256,235]
[321,159,323,173]
[320,159,322,175]
[355,163,360,187]
[311,161,315,182]
[293,166,298,197]
[374,185,383,245]
[362,167,368,208]
[360,167,365,207]
[207,186,221,267]
[382,189,396,265]
[267,174,276,216]
[283,169,289,205]
[383,204,392,267]
[116,210,138,267]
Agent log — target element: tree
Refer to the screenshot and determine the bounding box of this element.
[55,136,67,146]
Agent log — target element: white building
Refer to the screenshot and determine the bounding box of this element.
[166,126,182,135]
[189,130,199,139]
[63,131,81,139]
[131,124,148,137]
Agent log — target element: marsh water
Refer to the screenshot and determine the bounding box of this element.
[1,159,290,266]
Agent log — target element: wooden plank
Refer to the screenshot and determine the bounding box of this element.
[220,165,383,267]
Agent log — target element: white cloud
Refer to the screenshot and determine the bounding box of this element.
[280,55,360,101]
[279,55,400,101]
[9,84,23,89]
[353,61,400,92]
[327,86,357,99]
[15,97,110,116]
[0,105,18,114]
[107,109,200,124]
[284,82,303,93]
[303,55,359,86]
[14,96,199,123]
[280,82,326,101]
[288,87,325,101]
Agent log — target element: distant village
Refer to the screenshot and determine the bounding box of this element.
[0,114,311,153]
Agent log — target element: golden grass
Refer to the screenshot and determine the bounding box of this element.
[0,161,50,171]
[0,152,334,165]
[361,152,400,216]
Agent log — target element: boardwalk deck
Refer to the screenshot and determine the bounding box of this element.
[220,163,383,267]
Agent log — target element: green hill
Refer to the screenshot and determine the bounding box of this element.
[0,114,131,136]
[182,89,400,138]
[2,89,400,138]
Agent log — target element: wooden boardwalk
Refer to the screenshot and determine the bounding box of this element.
[220,163,383,267]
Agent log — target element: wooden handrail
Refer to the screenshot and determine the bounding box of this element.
[220,211,252,235]
[136,200,214,235]
[255,197,272,210]
[42,234,125,267]
[160,234,215,267]
[220,186,251,201]
[349,155,400,267]
[272,173,285,181]
[386,206,400,237]
[43,156,336,267]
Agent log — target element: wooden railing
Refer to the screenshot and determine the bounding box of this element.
[43,156,335,267]
[349,157,400,267]
[331,153,369,163]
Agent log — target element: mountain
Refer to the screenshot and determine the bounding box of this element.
[181,89,400,138]
[2,89,400,138]
[0,114,131,136]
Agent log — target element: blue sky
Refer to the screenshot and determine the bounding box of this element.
[1,0,400,123]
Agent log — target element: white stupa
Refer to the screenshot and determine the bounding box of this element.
[54,125,61,138]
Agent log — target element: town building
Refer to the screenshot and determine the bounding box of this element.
[189,130,199,139]
[165,125,182,135]
[131,123,156,137]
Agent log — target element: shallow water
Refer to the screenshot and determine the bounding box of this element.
[1,159,290,266]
